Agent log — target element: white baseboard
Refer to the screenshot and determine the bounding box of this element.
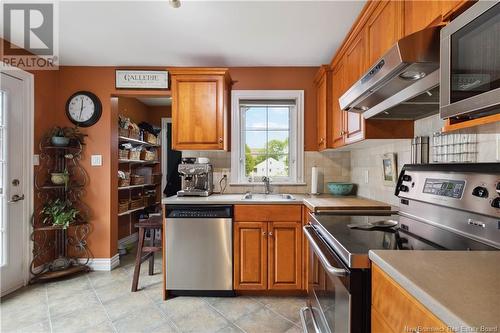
[78,253,120,271]
[118,232,138,249]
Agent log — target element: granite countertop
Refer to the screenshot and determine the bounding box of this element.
[369,250,500,331]
[162,194,392,211]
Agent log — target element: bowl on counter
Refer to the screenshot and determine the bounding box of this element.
[326,182,354,196]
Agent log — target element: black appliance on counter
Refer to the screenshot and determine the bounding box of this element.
[301,163,500,333]
[163,122,182,197]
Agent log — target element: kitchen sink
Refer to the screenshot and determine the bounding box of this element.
[241,193,296,201]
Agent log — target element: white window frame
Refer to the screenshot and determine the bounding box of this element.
[230,90,304,185]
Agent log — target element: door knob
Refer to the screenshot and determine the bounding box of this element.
[8,194,25,203]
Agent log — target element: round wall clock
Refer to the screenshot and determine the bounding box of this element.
[66,91,102,127]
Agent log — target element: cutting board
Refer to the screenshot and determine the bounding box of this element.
[303,196,392,212]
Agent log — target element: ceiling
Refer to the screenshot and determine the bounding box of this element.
[53,1,365,67]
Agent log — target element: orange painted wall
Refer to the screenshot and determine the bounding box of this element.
[228,67,319,151]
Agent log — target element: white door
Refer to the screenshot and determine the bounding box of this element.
[0,70,32,296]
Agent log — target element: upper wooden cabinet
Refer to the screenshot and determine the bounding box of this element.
[170,68,231,151]
[331,61,346,148]
[366,1,404,65]
[314,66,332,151]
[404,1,467,36]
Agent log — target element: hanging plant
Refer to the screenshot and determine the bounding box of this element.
[40,199,80,229]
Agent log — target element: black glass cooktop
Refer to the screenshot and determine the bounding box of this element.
[309,213,443,269]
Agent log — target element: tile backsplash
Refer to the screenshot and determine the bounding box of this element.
[350,114,500,206]
[182,151,351,194]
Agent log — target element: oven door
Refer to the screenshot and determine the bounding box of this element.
[302,225,351,333]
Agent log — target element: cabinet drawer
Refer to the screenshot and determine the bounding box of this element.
[372,265,447,332]
[234,205,302,222]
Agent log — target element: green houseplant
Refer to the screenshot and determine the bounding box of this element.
[49,126,87,147]
[41,199,80,229]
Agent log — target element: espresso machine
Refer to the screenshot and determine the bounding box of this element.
[177,158,213,197]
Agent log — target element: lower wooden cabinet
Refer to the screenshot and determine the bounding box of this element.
[372,264,448,332]
[234,221,302,291]
[233,205,303,291]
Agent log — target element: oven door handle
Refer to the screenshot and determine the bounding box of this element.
[303,225,348,277]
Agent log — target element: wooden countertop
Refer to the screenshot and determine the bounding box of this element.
[302,195,392,212]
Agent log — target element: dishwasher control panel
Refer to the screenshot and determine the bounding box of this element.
[166,205,233,218]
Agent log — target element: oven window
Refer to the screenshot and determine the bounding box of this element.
[450,3,500,103]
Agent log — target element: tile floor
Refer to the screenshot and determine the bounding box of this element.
[1,253,306,333]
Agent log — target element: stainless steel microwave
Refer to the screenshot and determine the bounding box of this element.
[440,1,500,119]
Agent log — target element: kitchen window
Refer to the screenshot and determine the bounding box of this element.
[231,90,304,184]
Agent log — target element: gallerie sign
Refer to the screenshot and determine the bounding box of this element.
[115,70,169,89]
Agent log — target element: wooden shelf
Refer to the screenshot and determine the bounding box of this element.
[34,265,90,281]
[118,183,159,190]
[119,136,160,147]
[443,114,500,132]
[118,206,145,217]
[118,159,160,165]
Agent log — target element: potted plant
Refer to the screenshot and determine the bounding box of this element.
[41,199,80,229]
[50,168,70,189]
[49,126,87,147]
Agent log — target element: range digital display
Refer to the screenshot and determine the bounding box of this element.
[423,178,465,199]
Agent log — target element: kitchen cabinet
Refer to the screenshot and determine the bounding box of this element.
[233,205,303,291]
[366,1,404,66]
[331,61,345,148]
[234,222,267,290]
[314,66,332,151]
[343,31,366,144]
[372,264,448,332]
[170,68,231,151]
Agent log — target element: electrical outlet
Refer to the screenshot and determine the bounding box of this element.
[364,169,369,184]
[91,155,102,166]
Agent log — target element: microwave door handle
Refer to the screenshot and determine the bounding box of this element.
[303,225,348,277]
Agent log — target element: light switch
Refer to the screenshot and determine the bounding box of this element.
[91,155,103,166]
[33,154,40,166]
[364,169,369,184]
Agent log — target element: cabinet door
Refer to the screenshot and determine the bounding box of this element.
[268,222,302,290]
[234,222,267,290]
[366,1,404,65]
[172,74,225,150]
[404,0,443,36]
[343,31,366,144]
[331,61,345,148]
[316,71,328,151]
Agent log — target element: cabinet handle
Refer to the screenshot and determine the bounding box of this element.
[269,231,273,236]
[262,232,267,236]
[218,137,223,144]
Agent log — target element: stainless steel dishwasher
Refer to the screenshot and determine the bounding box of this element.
[165,205,234,296]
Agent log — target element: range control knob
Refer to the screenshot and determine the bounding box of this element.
[472,186,489,198]
[399,185,409,192]
[496,182,500,193]
[492,197,500,209]
[402,175,412,182]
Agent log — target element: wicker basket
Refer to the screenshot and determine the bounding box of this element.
[130,175,145,185]
[140,150,156,161]
[129,197,144,210]
[144,132,158,145]
[118,178,130,187]
[129,128,140,140]
[129,150,141,160]
[151,173,162,184]
[118,200,129,214]
[119,149,129,160]
[119,128,129,138]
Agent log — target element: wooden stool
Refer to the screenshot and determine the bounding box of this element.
[131,215,162,292]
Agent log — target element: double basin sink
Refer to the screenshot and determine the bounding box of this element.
[241,193,296,201]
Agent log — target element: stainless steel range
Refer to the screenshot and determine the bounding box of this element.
[301,163,500,333]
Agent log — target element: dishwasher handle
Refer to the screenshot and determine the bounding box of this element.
[303,225,348,277]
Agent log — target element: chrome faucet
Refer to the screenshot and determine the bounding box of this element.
[262,176,271,194]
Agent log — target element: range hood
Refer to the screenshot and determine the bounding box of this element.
[339,26,441,120]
